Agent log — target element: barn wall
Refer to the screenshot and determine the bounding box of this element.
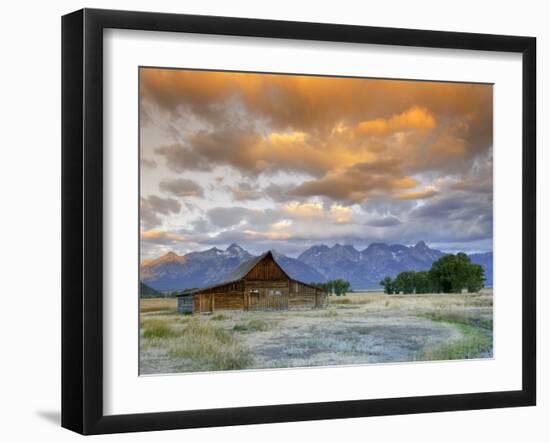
[199,281,244,294]
[194,293,213,313]
[244,280,289,290]
[192,285,326,312]
[244,280,289,311]
[288,281,327,309]
[290,281,316,295]
[212,293,245,310]
[187,257,328,313]
[288,293,315,308]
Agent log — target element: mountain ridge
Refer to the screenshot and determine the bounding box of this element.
[141,242,493,292]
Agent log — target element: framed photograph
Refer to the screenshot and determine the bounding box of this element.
[62,8,536,435]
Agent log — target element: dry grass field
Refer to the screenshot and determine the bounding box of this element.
[139,289,493,374]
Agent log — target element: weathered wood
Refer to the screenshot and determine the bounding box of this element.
[245,255,287,281]
[177,295,194,313]
[188,251,327,313]
[212,293,244,310]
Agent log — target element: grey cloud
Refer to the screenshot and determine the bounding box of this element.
[207,207,247,228]
[146,195,181,214]
[205,206,279,229]
[159,178,204,197]
[412,191,491,222]
[262,183,294,202]
[366,215,402,227]
[140,206,161,230]
[450,177,492,194]
[227,182,262,201]
[140,195,181,229]
[156,129,262,174]
[141,158,158,169]
[407,191,493,244]
[156,143,212,172]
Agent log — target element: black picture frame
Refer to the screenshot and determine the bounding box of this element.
[61,8,536,435]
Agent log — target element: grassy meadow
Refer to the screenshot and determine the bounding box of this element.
[139,289,493,374]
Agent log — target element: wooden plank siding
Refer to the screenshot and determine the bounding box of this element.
[247,288,289,311]
[245,256,287,281]
[177,295,194,313]
[212,293,245,311]
[180,251,328,314]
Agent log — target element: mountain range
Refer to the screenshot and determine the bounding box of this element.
[141,242,493,292]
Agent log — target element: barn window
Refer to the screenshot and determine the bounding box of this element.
[269,290,282,296]
[250,289,259,295]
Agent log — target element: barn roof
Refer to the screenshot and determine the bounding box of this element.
[224,251,281,282]
[174,250,303,296]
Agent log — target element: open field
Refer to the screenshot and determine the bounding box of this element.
[139,289,493,374]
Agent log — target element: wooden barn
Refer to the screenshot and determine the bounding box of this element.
[176,251,328,314]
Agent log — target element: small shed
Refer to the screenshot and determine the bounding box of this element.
[176,251,328,314]
[176,293,194,313]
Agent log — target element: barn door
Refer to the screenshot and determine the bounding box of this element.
[201,294,213,313]
[266,289,288,310]
[248,289,260,311]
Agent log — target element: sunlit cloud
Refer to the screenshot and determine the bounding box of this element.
[356,106,436,135]
[328,204,353,224]
[395,185,439,200]
[271,219,293,229]
[141,229,186,241]
[139,68,493,257]
[283,201,324,218]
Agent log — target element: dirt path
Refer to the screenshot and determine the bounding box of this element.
[225,308,463,369]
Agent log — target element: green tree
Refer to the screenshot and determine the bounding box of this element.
[429,253,485,293]
[414,270,432,294]
[310,281,347,296]
[430,254,455,292]
[341,280,351,296]
[379,276,394,294]
[466,263,485,293]
[332,279,351,296]
[394,271,416,294]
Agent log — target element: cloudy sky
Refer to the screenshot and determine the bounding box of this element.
[140,68,493,259]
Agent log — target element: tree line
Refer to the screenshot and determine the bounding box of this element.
[379,253,485,294]
[310,279,352,296]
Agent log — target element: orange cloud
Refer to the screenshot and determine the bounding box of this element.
[282,201,354,223]
[271,219,293,229]
[290,160,417,203]
[141,68,491,135]
[431,132,467,157]
[329,204,353,224]
[283,201,324,217]
[143,68,492,205]
[141,230,185,241]
[396,185,439,200]
[357,106,436,135]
